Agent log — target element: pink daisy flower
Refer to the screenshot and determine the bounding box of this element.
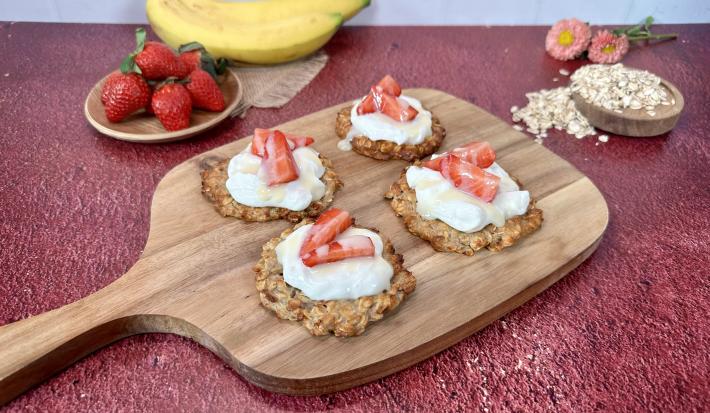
[545,18,592,61]
[588,30,630,64]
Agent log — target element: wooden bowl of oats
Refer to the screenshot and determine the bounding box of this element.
[570,64,684,137]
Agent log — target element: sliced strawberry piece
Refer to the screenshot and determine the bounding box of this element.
[302,235,375,267]
[357,93,377,115]
[283,133,315,148]
[421,142,496,171]
[299,208,352,257]
[439,154,500,202]
[373,88,418,122]
[421,156,443,171]
[260,130,299,186]
[251,128,270,156]
[252,129,314,156]
[377,74,402,97]
[452,141,496,168]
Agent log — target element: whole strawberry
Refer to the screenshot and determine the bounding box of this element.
[186,69,225,112]
[101,71,123,105]
[145,83,156,115]
[151,83,192,131]
[123,28,187,80]
[177,42,227,78]
[103,72,151,122]
[178,50,201,74]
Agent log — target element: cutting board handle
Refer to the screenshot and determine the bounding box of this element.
[0,277,143,405]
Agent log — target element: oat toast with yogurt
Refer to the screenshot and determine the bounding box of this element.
[255,210,416,337]
[201,129,343,222]
[385,142,543,255]
[335,75,446,161]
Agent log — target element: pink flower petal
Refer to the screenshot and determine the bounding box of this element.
[588,30,630,64]
[545,18,592,61]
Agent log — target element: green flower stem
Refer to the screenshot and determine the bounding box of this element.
[627,33,678,41]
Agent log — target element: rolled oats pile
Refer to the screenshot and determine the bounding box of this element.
[510,86,597,142]
[570,63,673,117]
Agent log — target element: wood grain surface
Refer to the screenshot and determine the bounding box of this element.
[0,89,608,403]
[572,78,684,137]
[84,69,243,143]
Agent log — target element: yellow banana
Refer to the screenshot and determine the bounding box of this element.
[146,0,343,64]
[183,0,370,22]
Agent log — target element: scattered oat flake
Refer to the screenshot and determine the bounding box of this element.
[598,134,609,142]
[559,68,570,76]
[510,85,596,140]
[510,105,519,113]
[552,77,559,82]
[512,124,524,131]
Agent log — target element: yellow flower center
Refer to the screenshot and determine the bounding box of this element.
[558,30,575,46]
[602,43,617,54]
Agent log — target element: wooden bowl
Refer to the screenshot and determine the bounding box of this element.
[84,69,243,143]
[572,77,684,137]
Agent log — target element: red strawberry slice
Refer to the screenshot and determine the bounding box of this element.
[356,93,376,115]
[260,130,300,186]
[283,133,315,148]
[440,154,500,202]
[421,141,497,171]
[373,87,418,122]
[302,235,375,267]
[376,74,402,97]
[420,156,444,171]
[252,129,314,156]
[299,208,352,257]
[451,141,496,168]
[251,128,270,156]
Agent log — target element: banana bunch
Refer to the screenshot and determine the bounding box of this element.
[146,0,369,64]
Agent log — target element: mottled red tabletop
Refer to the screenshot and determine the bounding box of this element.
[1,23,708,411]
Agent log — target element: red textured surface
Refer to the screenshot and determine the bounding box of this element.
[1,23,709,411]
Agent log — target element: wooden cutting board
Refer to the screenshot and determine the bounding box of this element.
[0,89,608,403]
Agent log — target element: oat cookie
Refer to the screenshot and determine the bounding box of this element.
[335,105,446,161]
[201,155,342,222]
[385,167,543,255]
[254,220,416,337]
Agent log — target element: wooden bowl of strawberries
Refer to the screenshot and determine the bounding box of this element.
[85,28,242,143]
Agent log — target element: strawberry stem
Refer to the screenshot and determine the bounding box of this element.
[134,27,146,54]
[119,27,148,74]
[178,41,204,53]
[120,55,141,74]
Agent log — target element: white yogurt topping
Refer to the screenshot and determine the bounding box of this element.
[226,145,325,211]
[343,95,433,147]
[276,224,394,301]
[406,162,530,233]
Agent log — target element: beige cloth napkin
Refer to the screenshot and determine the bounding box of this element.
[229,51,329,118]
